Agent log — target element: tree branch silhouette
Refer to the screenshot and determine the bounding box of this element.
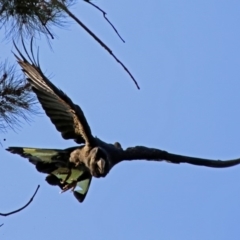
[0,185,40,217]
[83,0,125,43]
[0,0,139,88]
[58,1,140,89]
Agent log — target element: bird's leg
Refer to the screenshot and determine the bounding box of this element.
[61,181,77,193]
[61,167,72,184]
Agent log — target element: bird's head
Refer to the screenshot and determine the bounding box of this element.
[88,147,110,178]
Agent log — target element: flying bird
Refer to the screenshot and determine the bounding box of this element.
[7,43,240,203]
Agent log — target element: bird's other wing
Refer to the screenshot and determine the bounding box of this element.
[13,41,95,146]
[120,146,240,168]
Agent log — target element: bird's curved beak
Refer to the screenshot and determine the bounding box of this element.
[97,158,106,175]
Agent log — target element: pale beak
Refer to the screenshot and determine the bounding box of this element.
[97,158,106,174]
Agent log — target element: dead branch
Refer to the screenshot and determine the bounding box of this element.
[57,1,140,89]
[0,185,40,217]
[84,0,125,43]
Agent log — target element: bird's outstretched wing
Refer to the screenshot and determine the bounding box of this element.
[13,41,95,146]
[6,147,92,202]
[120,146,240,168]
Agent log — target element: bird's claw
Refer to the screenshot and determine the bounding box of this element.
[60,181,77,193]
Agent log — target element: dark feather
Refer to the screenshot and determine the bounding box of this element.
[6,146,92,202]
[121,146,240,168]
[13,41,95,146]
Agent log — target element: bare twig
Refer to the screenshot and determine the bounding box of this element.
[58,1,140,89]
[0,185,40,217]
[83,0,125,43]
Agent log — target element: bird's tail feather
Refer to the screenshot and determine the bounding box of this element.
[6,146,79,174]
[6,146,92,202]
[6,147,69,164]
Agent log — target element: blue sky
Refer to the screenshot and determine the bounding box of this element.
[1,0,240,239]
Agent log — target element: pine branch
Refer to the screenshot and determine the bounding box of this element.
[0,61,38,132]
[0,1,139,88]
[0,0,72,41]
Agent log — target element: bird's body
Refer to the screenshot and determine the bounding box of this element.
[7,42,240,202]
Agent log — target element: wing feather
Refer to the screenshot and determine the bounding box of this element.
[13,42,95,146]
[121,146,240,168]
